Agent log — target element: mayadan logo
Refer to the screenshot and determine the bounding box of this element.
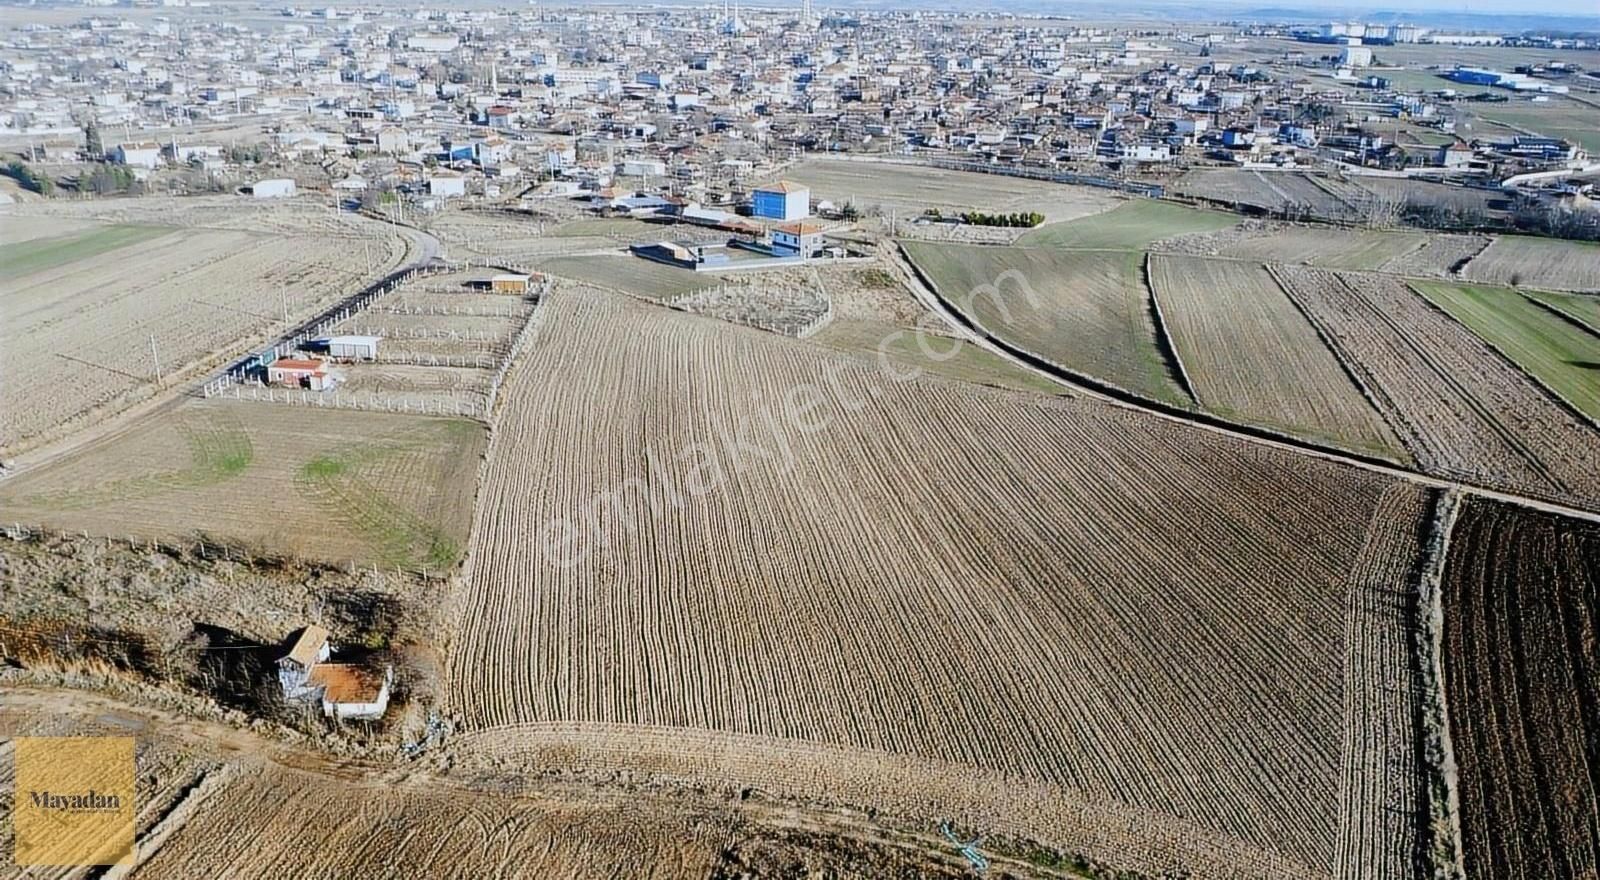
[28,790,125,813]
[13,736,136,866]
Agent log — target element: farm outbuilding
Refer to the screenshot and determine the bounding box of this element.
[326,335,380,360]
[252,178,297,198]
[266,357,335,390]
[307,663,394,721]
[276,626,393,721]
[490,274,532,295]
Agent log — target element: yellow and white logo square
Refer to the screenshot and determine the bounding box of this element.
[12,736,135,866]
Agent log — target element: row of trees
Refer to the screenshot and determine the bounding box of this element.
[78,165,145,196]
[2,160,52,194]
[923,208,1045,228]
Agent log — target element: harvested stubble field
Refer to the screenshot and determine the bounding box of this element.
[446,287,1433,878]
[771,157,1118,223]
[534,253,720,301]
[0,401,483,569]
[902,241,1189,404]
[0,206,410,454]
[1440,498,1600,880]
[1271,266,1600,508]
[1378,233,1491,278]
[1147,255,1403,457]
[1412,280,1600,421]
[803,260,1064,394]
[1215,228,1427,271]
[1460,235,1600,292]
[1017,199,1239,249]
[1174,169,1357,216]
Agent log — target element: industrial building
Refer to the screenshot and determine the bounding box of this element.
[751,181,811,221]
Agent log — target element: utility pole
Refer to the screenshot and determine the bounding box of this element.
[280,284,289,324]
[149,334,163,385]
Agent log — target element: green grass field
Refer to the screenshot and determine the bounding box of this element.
[904,242,1189,405]
[1522,288,1600,336]
[1017,200,1239,250]
[1413,280,1600,421]
[0,223,172,280]
[812,319,1065,395]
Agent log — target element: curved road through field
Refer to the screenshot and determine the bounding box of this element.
[883,241,1600,526]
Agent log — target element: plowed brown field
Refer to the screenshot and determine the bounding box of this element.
[446,287,1432,877]
[1441,498,1600,880]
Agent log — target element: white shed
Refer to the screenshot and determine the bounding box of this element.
[253,178,297,198]
[326,335,380,360]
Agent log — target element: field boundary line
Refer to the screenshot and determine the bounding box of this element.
[102,765,239,880]
[446,720,1320,879]
[1414,490,1467,880]
[1141,253,1200,407]
[1517,290,1600,339]
[1411,281,1600,435]
[1266,264,1417,465]
[895,241,1600,525]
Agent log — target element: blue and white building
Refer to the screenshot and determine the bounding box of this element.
[751,181,810,221]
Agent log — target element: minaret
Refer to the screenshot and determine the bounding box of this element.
[490,59,498,94]
[802,0,812,27]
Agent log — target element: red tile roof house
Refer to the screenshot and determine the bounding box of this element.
[277,626,394,721]
[265,358,336,391]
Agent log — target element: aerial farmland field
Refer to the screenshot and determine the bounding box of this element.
[902,241,1189,404]
[0,200,412,454]
[1440,498,1600,880]
[1460,235,1600,292]
[446,287,1431,878]
[1412,280,1600,421]
[1271,266,1600,508]
[1521,287,1600,335]
[773,156,1117,223]
[1215,228,1427,271]
[0,222,172,279]
[1017,198,1239,249]
[1147,254,1403,457]
[0,401,483,569]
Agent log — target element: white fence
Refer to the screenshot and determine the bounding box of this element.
[338,325,516,343]
[483,277,552,417]
[221,384,487,419]
[371,304,532,318]
[373,352,500,369]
